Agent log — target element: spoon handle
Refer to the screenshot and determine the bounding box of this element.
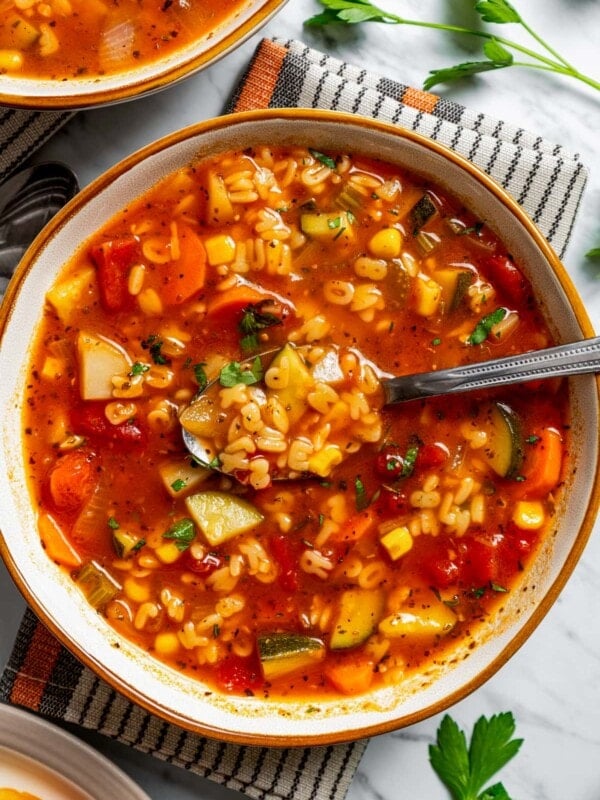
[383,336,600,404]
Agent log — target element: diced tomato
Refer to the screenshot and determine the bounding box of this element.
[71,402,145,445]
[184,550,223,576]
[419,536,498,589]
[48,449,98,512]
[480,254,532,305]
[415,443,449,470]
[374,445,405,479]
[90,236,139,312]
[421,549,461,589]
[457,539,498,586]
[216,654,263,694]
[376,486,409,516]
[270,534,299,593]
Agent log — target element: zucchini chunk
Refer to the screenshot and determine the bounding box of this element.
[330,588,385,650]
[300,210,355,242]
[410,193,437,234]
[379,599,457,638]
[258,632,326,680]
[481,401,524,479]
[436,267,474,312]
[266,343,314,425]
[185,491,263,546]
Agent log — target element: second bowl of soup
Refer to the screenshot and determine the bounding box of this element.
[0,0,286,108]
[0,109,598,744]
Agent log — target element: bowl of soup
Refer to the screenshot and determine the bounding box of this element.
[0,0,286,109]
[0,109,598,745]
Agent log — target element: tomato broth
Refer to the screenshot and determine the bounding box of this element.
[0,0,247,79]
[22,145,569,700]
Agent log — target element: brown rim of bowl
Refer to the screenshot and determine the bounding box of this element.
[0,108,599,746]
[0,0,287,111]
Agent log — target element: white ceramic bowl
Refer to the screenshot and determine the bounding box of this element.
[0,1,286,110]
[0,110,598,746]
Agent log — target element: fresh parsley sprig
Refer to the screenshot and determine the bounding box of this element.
[305,0,600,93]
[429,712,523,800]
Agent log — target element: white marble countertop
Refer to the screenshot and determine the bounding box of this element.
[1,0,599,798]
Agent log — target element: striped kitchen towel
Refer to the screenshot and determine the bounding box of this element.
[0,36,590,800]
[227,38,588,259]
[0,108,76,184]
[0,609,367,800]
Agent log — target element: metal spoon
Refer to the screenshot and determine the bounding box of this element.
[0,162,79,298]
[182,336,600,470]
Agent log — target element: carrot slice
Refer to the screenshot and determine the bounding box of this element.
[161,225,207,306]
[38,512,82,568]
[206,283,270,322]
[518,427,563,498]
[325,657,375,695]
[329,508,376,544]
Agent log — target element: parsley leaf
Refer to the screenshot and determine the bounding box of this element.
[308,148,337,170]
[401,444,419,478]
[129,362,150,377]
[586,247,600,259]
[219,357,264,387]
[467,308,507,345]
[354,477,369,510]
[305,0,397,25]
[429,713,522,800]
[424,60,510,91]
[475,0,521,24]
[162,518,196,552]
[193,362,208,390]
[141,334,170,365]
[170,478,187,492]
[239,302,282,352]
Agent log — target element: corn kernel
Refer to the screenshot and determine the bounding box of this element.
[0,50,24,71]
[367,228,403,259]
[380,526,413,560]
[205,234,236,265]
[512,500,545,530]
[123,577,151,604]
[155,541,183,564]
[154,632,181,656]
[412,274,442,318]
[307,444,343,477]
[41,356,65,380]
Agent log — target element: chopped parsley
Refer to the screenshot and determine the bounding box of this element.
[107,516,120,530]
[170,478,187,492]
[141,334,170,365]
[401,444,419,478]
[526,434,540,444]
[162,518,196,552]
[308,148,336,170]
[193,362,208,391]
[467,307,507,345]
[354,477,369,510]
[238,301,282,352]
[219,356,264,387]
[129,362,150,377]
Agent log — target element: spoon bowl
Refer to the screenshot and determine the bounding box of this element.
[181,336,600,478]
[0,163,79,297]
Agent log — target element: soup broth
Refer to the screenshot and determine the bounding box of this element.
[23,145,569,700]
[0,0,247,79]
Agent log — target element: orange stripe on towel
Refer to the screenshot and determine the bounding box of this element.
[402,86,438,113]
[10,621,63,710]
[232,39,287,111]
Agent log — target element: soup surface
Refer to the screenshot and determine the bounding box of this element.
[23,145,568,700]
[0,0,247,79]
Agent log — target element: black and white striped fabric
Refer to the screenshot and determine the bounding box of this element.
[228,38,587,258]
[0,108,76,184]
